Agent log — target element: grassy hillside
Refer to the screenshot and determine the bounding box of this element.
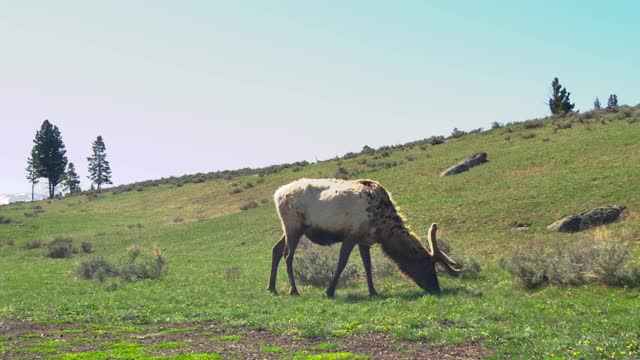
[1,108,640,359]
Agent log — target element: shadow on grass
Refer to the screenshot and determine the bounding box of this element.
[337,286,482,303]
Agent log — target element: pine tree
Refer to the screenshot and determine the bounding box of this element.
[32,120,68,198]
[607,94,618,109]
[548,77,575,115]
[26,147,40,201]
[64,162,81,193]
[87,136,112,190]
[594,97,601,110]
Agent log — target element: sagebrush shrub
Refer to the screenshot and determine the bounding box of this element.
[47,238,78,258]
[452,255,483,279]
[505,229,639,289]
[294,243,358,287]
[0,215,13,224]
[240,201,259,211]
[23,240,42,250]
[128,244,141,263]
[81,241,94,254]
[522,120,544,129]
[76,255,116,282]
[76,243,169,283]
[505,242,547,288]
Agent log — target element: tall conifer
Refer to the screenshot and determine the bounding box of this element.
[26,146,40,201]
[548,77,575,115]
[64,162,81,193]
[32,120,68,198]
[87,136,112,189]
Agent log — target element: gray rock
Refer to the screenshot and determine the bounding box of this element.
[440,152,488,176]
[440,163,469,176]
[462,152,488,168]
[547,205,626,232]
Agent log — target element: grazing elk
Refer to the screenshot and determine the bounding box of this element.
[268,178,460,298]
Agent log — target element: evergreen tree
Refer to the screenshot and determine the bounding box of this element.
[64,162,81,193]
[548,77,575,115]
[607,94,618,108]
[25,147,40,201]
[87,136,112,189]
[32,120,68,198]
[593,97,601,110]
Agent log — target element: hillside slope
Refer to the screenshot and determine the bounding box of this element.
[1,108,639,359]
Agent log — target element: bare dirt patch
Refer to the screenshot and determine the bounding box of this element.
[0,320,493,359]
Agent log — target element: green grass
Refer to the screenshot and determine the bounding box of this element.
[262,346,285,353]
[153,341,187,349]
[293,352,369,360]
[310,343,342,351]
[46,340,221,359]
[1,109,640,358]
[217,334,243,342]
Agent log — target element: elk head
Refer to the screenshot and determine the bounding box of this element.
[418,223,462,293]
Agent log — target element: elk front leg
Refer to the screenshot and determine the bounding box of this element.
[326,239,356,298]
[359,244,378,296]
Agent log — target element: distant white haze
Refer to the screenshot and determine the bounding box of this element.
[1,2,639,194]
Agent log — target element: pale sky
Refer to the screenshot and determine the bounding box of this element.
[1,1,639,194]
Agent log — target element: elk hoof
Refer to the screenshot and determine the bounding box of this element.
[289,289,300,296]
[267,287,278,295]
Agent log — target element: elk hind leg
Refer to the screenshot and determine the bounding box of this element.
[267,235,286,294]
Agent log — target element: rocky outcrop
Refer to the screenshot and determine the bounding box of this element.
[547,205,626,232]
[440,152,488,176]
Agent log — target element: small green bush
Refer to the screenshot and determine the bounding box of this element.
[23,240,42,250]
[522,133,536,139]
[294,243,358,287]
[553,121,572,132]
[239,201,259,211]
[76,244,169,283]
[243,182,255,189]
[0,215,13,224]
[450,128,466,138]
[76,255,116,282]
[47,238,78,259]
[230,187,243,195]
[522,120,544,129]
[452,256,483,279]
[81,241,94,254]
[426,136,445,145]
[1,239,15,246]
[503,242,547,288]
[504,230,639,289]
[128,244,141,263]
